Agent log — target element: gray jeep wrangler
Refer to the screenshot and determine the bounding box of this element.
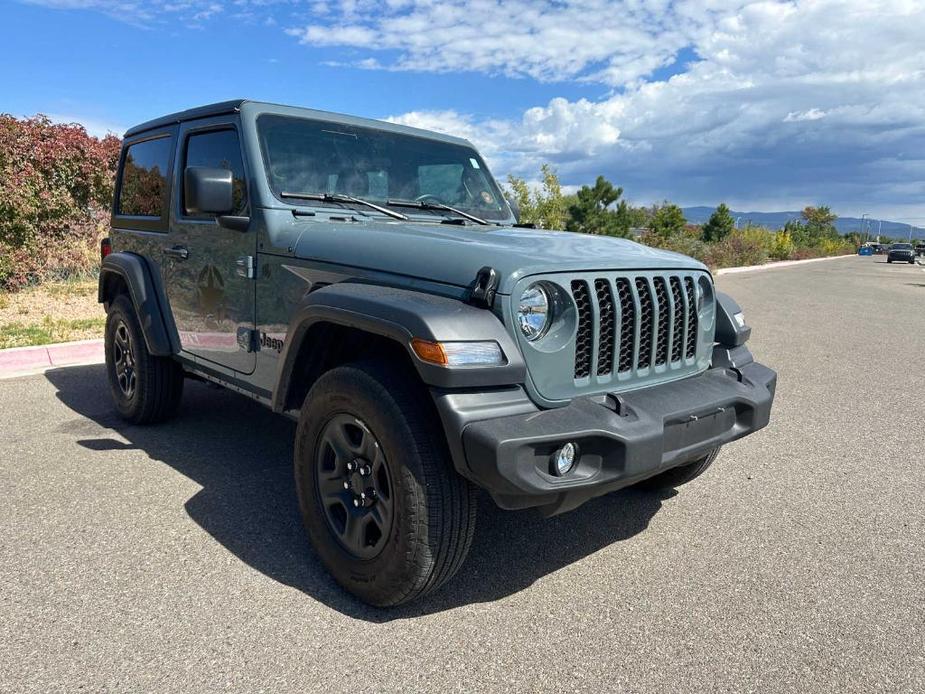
[99,100,776,606]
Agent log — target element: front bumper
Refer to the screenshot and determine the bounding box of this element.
[433,356,776,516]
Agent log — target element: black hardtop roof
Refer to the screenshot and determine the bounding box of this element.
[121,100,472,149]
[124,99,245,137]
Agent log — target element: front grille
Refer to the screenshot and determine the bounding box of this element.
[669,277,685,362]
[569,273,702,380]
[653,277,671,366]
[684,277,698,359]
[635,278,654,369]
[616,279,635,372]
[571,280,593,379]
[594,279,615,376]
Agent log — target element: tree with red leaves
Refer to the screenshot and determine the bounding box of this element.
[0,114,121,290]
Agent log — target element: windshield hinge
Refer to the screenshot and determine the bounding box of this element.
[468,266,499,309]
[236,255,256,280]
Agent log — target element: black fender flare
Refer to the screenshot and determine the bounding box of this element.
[98,252,179,356]
[272,283,526,413]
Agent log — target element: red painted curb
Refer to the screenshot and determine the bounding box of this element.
[0,339,104,377]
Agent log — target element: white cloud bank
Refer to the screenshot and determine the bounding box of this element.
[292,0,925,216]
[23,0,925,216]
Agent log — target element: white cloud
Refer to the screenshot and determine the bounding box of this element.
[20,0,281,25]
[287,0,740,87]
[381,1,925,215]
[784,108,827,122]
[23,0,925,215]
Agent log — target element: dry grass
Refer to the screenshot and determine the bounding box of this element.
[0,280,105,349]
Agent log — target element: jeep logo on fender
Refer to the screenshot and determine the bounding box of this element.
[260,332,284,353]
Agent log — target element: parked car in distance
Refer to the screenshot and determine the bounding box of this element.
[858,245,873,256]
[98,99,777,606]
[887,243,915,264]
[915,242,925,257]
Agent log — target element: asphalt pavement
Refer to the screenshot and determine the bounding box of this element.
[1,255,923,693]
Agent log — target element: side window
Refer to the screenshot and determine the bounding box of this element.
[183,129,247,216]
[118,137,172,217]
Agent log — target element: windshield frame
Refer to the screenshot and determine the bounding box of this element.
[255,113,515,224]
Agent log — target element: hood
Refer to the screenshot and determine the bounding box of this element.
[279,213,708,294]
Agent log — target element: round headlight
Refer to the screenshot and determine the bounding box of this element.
[517,284,550,341]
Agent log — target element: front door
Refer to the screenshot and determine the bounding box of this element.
[162,118,256,374]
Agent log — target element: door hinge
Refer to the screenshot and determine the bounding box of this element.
[236,255,256,279]
[236,327,257,353]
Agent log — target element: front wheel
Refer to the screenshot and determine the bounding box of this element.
[636,447,721,491]
[294,360,476,607]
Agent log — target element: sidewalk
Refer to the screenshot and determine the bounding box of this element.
[715,252,854,275]
[0,339,104,379]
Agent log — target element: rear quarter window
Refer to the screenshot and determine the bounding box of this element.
[118,136,172,218]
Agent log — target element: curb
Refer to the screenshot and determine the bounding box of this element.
[715,253,855,275]
[0,338,104,379]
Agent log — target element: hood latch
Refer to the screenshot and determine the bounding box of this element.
[468,266,499,309]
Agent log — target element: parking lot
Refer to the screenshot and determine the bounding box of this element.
[1,255,923,693]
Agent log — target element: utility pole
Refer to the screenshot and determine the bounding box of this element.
[860,213,868,243]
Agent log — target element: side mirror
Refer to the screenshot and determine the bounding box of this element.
[184,166,234,215]
[505,195,520,224]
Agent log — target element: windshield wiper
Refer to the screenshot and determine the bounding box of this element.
[281,192,408,220]
[387,199,489,225]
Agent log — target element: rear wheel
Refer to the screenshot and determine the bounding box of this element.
[294,360,476,607]
[636,447,721,491]
[105,294,184,424]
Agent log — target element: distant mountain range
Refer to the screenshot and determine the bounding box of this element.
[681,206,925,240]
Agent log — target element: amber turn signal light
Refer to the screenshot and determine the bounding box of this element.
[411,338,448,366]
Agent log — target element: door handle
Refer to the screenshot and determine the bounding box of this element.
[163,245,189,260]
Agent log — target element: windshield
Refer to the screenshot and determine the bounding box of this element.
[257,114,512,222]
[893,243,912,249]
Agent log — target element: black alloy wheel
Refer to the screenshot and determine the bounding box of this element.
[112,319,137,399]
[314,413,394,560]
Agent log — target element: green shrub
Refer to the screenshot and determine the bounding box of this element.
[769,230,795,260]
[703,229,769,269]
[637,228,708,262]
[818,238,852,256]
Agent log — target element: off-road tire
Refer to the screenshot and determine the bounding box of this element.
[294,360,476,607]
[636,447,721,491]
[105,294,184,424]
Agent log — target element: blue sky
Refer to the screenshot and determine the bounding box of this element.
[3,0,925,221]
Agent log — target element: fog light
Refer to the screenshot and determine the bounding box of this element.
[552,442,578,476]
